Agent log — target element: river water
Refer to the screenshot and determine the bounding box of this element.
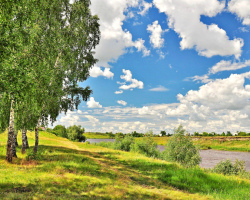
[86,139,250,171]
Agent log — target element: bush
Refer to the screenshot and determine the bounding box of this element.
[237,132,247,136]
[212,159,246,175]
[114,134,134,151]
[130,136,160,158]
[53,125,67,138]
[66,125,86,142]
[162,125,201,167]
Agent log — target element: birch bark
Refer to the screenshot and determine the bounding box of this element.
[21,129,28,154]
[6,98,14,162]
[33,118,41,153]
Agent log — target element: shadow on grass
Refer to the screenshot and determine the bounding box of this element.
[120,158,250,199]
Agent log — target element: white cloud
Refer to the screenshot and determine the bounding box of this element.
[115,90,123,94]
[149,85,168,92]
[85,115,99,123]
[209,60,250,74]
[90,0,150,68]
[139,1,152,16]
[134,38,151,56]
[87,97,102,108]
[187,75,212,83]
[119,69,144,90]
[147,21,165,48]
[239,27,249,32]
[59,112,80,126]
[138,106,156,115]
[228,0,250,25]
[117,100,127,106]
[178,72,250,110]
[89,65,114,78]
[153,0,244,58]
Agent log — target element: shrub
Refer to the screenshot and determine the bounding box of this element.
[53,125,67,138]
[131,136,160,158]
[162,125,201,167]
[114,134,134,151]
[96,141,114,148]
[237,132,247,136]
[66,125,86,142]
[212,159,246,175]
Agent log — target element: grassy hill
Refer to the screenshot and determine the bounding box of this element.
[0,131,249,199]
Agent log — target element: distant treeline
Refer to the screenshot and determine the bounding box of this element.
[193,131,250,137]
[46,125,86,142]
[47,125,250,140]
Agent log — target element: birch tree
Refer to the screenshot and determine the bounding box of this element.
[0,0,100,161]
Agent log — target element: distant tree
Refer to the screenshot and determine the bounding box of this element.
[221,132,226,136]
[160,131,166,136]
[116,132,124,138]
[194,132,200,136]
[66,125,85,142]
[237,132,247,136]
[226,131,232,136]
[202,132,209,136]
[53,125,67,138]
[131,131,143,137]
[145,130,154,137]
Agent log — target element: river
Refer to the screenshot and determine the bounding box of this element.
[86,139,250,171]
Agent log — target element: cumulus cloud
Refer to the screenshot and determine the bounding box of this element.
[138,106,156,115]
[134,38,151,56]
[153,0,244,58]
[149,85,168,92]
[147,21,165,48]
[115,90,123,94]
[178,72,250,110]
[59,112,80,126]
[89,65,114,78]
[209,60,250,74]
[90,0,150,68]
[84,115,99,123]
[228,0,250,25]
[139,1,152,16]
[87,97,102,108]
[117,100,127,106]
[119,69,144,90]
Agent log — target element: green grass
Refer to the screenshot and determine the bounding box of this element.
[0,131,249,199]
[135,136,250,152]
[83,132,114,139]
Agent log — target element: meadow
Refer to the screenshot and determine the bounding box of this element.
[83,132,250,152]
[0,131,249,200]
[131,136,250,152]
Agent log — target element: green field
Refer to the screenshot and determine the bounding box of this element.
[134,136,250,152]
[83,132,114,139]
[0,131,249,199]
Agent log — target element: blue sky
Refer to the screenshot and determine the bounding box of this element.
[54,0,250,134]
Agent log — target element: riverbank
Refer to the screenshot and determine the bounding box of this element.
[83,133,250,152]
[87,139,250,171]
[1,131,249,199]
[135,136,250,152]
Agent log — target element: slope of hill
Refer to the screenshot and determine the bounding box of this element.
[0,131,249,200]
